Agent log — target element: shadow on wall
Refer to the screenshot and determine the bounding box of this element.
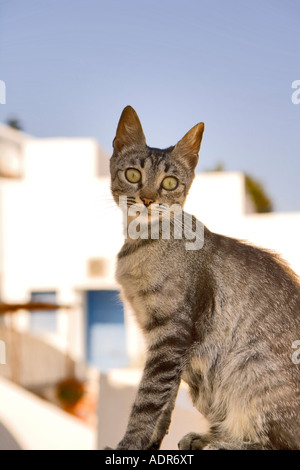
[0,421,22,450]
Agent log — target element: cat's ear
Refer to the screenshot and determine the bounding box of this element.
[113,106,146,153]
[172,122,204,170]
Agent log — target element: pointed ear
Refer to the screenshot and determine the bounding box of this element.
[172,122,204,170]
[113,106,146,153]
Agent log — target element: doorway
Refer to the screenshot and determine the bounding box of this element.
[86,290,128,371]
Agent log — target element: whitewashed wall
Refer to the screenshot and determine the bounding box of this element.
[0,376,95,450]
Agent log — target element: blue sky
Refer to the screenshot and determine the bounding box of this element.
[0,0,299,211]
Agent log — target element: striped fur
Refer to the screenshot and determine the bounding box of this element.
[108,106,300,450]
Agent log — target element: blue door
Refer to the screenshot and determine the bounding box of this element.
[86,290,128,371]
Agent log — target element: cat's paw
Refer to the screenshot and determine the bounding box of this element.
[116,435,149,450]
[178,432,210,450]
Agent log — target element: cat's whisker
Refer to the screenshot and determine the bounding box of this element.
[96,203,119,212]
[157,207,186,234]
[97,195,116,202]
[95,204,121,217]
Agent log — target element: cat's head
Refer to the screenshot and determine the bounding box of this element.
[110,106,204,210]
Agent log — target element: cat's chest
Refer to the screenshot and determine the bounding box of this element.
[115,241,176,327]
[116,243,162,294]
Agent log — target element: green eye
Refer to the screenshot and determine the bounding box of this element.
[125,168,141,183]
[162,176,178,190]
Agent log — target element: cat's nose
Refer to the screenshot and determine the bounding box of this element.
[141,197,155,207]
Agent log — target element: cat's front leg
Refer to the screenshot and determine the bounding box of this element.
[116,355,181,450]
[116,323,190,450]
[148,386,179,449]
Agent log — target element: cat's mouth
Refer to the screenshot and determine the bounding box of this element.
[118,196,183,220]
[120,196,159,210]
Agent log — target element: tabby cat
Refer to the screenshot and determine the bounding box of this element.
[108,105,300,450]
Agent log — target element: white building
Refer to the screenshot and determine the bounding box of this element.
[0,123,300,375]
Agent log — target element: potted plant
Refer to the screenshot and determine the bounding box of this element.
[56,377,85,414]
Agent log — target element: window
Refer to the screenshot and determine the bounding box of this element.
[30,291,57,333]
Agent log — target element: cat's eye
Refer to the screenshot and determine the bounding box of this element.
[125,168,141,183]
[161,176,178,191]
